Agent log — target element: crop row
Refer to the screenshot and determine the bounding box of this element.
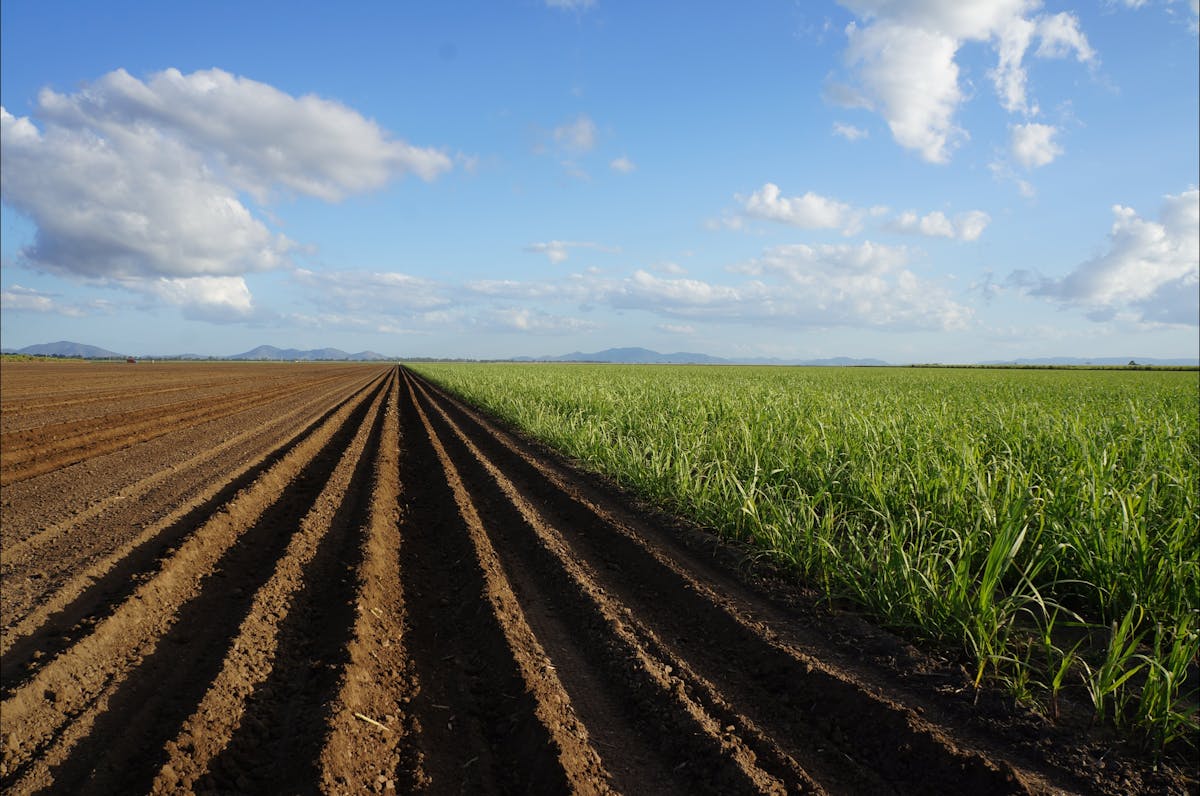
[408,363,1200,751]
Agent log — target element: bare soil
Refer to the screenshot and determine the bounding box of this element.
[0,362,1192,794]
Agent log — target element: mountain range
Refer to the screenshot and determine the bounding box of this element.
[1,341,388,361]
[227,345,390,361]
[513,347,889,366]
[3,341,1197,367]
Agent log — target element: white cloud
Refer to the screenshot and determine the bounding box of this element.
[832,121,870,140]
[0,68,453,323]
[139,275,258,322]
[524,240,619,264]
[0,285,86,316]
[731,183,987,241]
[1022,189,1199,325]
[844,20,965,163]
[552,114,597,154]
[991,16,1037,113]
[836,2,1094,162]
[594,242,969,331]
[545,0,595,9]
[1034,12,1096,61]
[650,261,687,275]
[739,183,864,234]
[476,308,598,334]
[293,268,450,312]
[989,159,1037,196]
[35,68,451,202]
[620,270,747,308]
[733,241,971,329]
[891,209,991,240]
[1010,122,1063,168]
[610,155,636,173]
[1,105,291,282]
[310,241,971,336]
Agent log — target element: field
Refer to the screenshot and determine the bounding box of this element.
[0,361,1195,794]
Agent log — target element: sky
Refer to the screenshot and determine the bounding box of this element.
[1,0,1197,363]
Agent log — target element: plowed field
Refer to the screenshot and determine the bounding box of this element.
[0,362,1187,794]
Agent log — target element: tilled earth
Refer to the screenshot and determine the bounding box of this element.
[0,362,1191,794]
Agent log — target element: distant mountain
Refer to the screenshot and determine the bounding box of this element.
[980,357,1200,367]
[229,345,389,361]
[515,347,889,366]
[11,340,126,359]
[549,347,728,364]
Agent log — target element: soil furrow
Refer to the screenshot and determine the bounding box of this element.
[1,377,239,430]
[0,369,382,645]
[0,371,386,691]
[397,375,604,794]
[154,370,390,795]
[0,366,377,558]
[409,374,804,795]
[317,374,424,794]
[0,370,355,486]
[0,374,389,792]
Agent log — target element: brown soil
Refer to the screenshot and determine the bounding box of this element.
[0,362,1192,794]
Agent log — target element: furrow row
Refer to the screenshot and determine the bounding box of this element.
[0,367,379,611]
[0,370,354,486]
[0,371,391,791]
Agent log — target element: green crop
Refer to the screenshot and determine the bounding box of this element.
[409,363,1199,752]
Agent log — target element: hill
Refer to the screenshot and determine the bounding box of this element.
[9,341,126,359]
[516,347,889,366]
[228,346,389,361]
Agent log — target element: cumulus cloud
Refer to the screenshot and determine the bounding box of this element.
[833,121,870,140]
[1020,189,1199,325]
[732,241,971,329]
[891,209,991,240]
[138,275,259,322]
[1034,12,1096,61]
[836,1,1094,162]
[34,68,451,201]
[292,268,450,312]
[463,241,971,332]
[843,19,966,163]
[475,308,599,334]
[739,183,864,234]
[0,68,452,323]
[0,285,86,316]
[283,250,971,340]
[729,182,986,241]
[552,114,597,154]
[1010,122,1063,168]
[610,155,636,173]
[1,105,291,281]
[650,261,687,275]
[584,242,969,330]
[524,240,620,264]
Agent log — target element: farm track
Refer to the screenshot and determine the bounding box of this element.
[0,363,1183,794]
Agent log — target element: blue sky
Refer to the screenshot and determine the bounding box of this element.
[2,0,1197,362]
